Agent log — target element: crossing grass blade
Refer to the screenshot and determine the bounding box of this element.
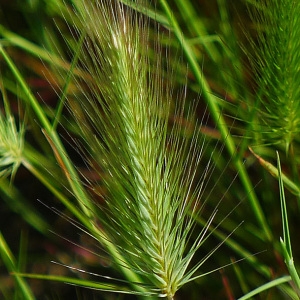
[277,152,300,296]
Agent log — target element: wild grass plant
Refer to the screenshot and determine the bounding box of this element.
[246,1,300,153]
[1,0,300,299]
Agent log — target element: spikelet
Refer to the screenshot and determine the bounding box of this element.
[0,88,24,180]
[66,0,225,298]
[247,0,300,152]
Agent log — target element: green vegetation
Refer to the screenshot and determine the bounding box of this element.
[1,0,300,299]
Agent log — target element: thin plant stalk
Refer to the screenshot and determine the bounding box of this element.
[159,0,272,242]
[277,152,300,296]
[237,275,293,300]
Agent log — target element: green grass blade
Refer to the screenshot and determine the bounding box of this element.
[0,25,66,69]
[277,152,300,295]
[0,44,145,292]
[175,0,221,63]
[159,0,272,242]
[277,152,292,255]
[51,29,86,130]
[237,276,292,300]
[0,233,35,300]
[119,0,170,28]
[14,273,157,297]
[0,45,93,218]
[250,148,300,197]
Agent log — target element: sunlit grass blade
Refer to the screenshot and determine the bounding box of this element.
[277,152,300,296]
[237,275,293,300]
[249,147,300,197]
[277,152,292,256]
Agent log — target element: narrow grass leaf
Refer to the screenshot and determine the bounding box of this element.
[277,152,300,295]
[237,275,292,300]
[0,233,35,300]
[249,147,300,196]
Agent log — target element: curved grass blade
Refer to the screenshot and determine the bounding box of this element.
[237,275,293,300]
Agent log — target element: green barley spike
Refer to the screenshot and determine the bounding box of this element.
[247,0,300,151]
[66,0,228,298]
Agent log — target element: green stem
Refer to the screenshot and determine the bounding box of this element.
[159,0,273,242]
[175,0,221,63]
[0,45,91,217]
[52,30,86,130]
